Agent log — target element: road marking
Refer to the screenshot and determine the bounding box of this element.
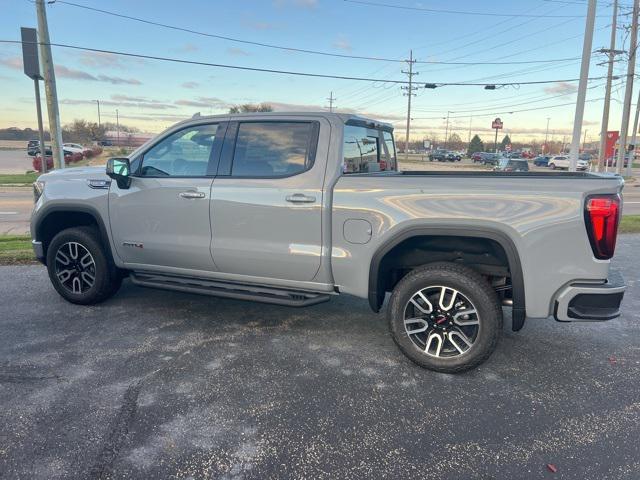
[625,201,640,204]
[0,212,19,215]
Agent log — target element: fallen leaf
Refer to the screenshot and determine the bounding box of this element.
[547,464,558,473]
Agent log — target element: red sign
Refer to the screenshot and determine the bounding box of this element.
[605,131,619,160]
[505,144,512,152]
[492,118,503,129]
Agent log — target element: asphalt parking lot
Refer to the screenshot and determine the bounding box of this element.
[1,236,639,479]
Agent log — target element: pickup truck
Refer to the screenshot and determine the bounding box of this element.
[30,112,626,373]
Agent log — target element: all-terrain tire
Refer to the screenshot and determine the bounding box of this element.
[388,262,503,373]
[46,226,122,305]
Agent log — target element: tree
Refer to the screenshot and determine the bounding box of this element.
[467,134,484,155]
[447,133,464,150]
[228,103,273,114]
[500,134,512,149]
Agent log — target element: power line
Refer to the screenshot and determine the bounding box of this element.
[343,0,605,18]
[0,39,614,87]
[54,0,583,66]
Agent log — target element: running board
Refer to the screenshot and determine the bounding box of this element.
[130,272,331,307]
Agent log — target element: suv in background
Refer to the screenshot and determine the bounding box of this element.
[548,155,589,171]
[494,158,529,172]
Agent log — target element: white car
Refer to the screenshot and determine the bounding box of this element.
[62,143,86,154]
[548,155,589,171]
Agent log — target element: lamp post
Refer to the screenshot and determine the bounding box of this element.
[94,99,101,127]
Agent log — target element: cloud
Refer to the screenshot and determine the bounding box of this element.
[176,43,199,53]
[227,47,251,56]
[245,21,277,30]
[55,65,96,80]
[181,81,199,89]
[78,51,125,69]
[0,56,23,70]
[174,97,231,109]
[333,35,351,52]
[53,65,141,84]
[274,0,317,8]
[61,98,176,110]
[544,82,578,95]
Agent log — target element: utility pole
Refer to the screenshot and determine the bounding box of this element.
[401,50,418,160]
[629,87,640,176]
[116,109,120,146]
[597,0,620,171]
[545,117,550,154]
[444,111,451,149]
[583,129,588,150]
[326,91,336,112]
[569,0,598,172]
[94,99,101,127]
[35,0,64,169]
[468,115,473,144]
[617,0,639,175]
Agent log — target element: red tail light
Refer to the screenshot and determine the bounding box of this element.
[584,194,621,260]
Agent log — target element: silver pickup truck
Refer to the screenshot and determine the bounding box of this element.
[30,112,626,372]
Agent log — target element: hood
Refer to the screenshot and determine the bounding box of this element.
[39,165,108,181]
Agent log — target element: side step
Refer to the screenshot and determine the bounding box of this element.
[130,271,331,307]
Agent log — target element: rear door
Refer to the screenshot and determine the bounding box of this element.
[109,122,224,271]
[210,118,327,281]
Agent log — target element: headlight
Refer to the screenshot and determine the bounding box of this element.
[33,180,45,202]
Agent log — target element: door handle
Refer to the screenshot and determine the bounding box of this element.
[286,193,316,203]
[179,191,206,199]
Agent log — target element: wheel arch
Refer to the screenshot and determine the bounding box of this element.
[368,226,526,331]
[34,204,114,266]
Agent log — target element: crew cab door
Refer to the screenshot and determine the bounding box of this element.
[109,122,224,271]
[210,119,326,281]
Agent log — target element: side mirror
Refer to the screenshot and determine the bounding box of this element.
[106,157,132,189]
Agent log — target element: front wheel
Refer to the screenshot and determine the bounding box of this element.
[46,226,122,305]
[388,262,503,373]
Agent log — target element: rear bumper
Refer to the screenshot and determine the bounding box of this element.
[554,270,625,322]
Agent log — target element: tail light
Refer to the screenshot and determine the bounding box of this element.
[584,194,621,260]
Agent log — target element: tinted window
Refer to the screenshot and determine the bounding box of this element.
[383,131,397,171]
[343,125,397,174]
[231,122,315,177]
[140,123,218,177]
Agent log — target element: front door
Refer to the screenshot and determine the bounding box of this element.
[109,122,223,272]
[210,119,326,281]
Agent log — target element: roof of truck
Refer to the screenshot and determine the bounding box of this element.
[176,111,393,129]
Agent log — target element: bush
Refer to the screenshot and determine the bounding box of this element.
[33,155,54,172]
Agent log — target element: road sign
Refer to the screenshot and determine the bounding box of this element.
[21,27,42,80]
[423,140,431,149]
[505,144,512,152]
[492,118,503,129]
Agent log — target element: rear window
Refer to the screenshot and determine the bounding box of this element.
[343,125,397,174]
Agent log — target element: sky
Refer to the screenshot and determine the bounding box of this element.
[0,0,635,144]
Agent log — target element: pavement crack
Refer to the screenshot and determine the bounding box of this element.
[88,380,142,480]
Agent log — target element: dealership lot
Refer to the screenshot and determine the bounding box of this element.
[0,236,638,479]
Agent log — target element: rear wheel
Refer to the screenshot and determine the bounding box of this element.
[549,163,556,169]
[388,262,503,373]
[46,226,122,305]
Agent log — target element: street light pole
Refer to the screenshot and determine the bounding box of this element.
[116,109,120,146]
[569,0,597,172]
[94,99,101,127]
[444,111,450,149]
[544,117,550,154]
[598,0,619,171]
[617,0,639,175]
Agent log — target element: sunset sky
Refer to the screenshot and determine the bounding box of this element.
[0,0,634,144]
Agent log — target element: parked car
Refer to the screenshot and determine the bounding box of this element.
[97,140,113,147]
[480,153,499,165]
[428,149,448,161]
[548,155,589,171]
[471,152,483,163]
[63,143,86,155]
[494,158,529,172]
[533,155,550,167]
[445,151,461,162]
[30,112,626,373]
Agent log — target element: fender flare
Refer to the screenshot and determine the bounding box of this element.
[34,203,115,266]
[368,226,526,331]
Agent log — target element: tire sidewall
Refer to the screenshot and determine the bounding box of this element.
[388,264,502,373]
[46,227,112,304]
